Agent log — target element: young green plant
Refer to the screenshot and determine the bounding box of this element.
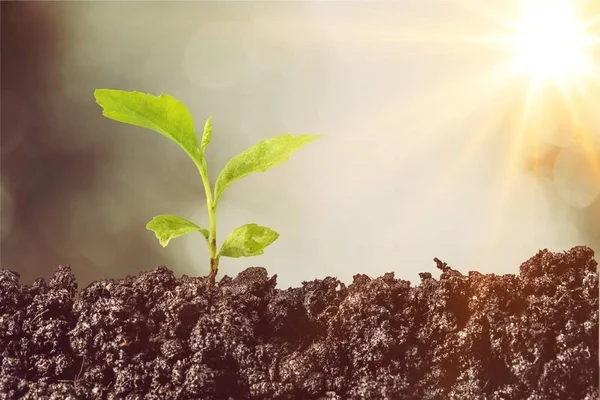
[94,89,320,285]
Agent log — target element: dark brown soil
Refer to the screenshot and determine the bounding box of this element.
[0,247,598,399]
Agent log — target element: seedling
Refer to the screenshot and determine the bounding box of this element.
[94,89,320,285]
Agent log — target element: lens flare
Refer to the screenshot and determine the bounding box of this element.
[509,0,597,93]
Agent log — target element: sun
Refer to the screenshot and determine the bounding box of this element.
[509,0,596,92]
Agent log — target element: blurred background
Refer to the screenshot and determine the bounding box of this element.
[2,1,600,290]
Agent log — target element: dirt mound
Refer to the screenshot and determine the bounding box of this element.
[1,246,598,399]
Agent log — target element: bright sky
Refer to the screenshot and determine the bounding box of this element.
[27,0,600,287]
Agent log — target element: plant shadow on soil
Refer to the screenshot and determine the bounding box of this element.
[0,246,598,399]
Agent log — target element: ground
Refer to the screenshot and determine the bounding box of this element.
[0,246,598,399]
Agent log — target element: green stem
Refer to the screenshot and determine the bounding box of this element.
[195,156,220,284]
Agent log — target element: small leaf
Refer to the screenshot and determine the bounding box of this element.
[218,224,279,258]
[214,134,320,205]
[146,215,209,247]
[201,117,213,154]
[94,89,200,160]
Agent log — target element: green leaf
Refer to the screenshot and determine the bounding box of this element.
[146,215,209,247]
[218,224,279,258]
[201,117,213,154]
[214,133,321,205]
[94,89,200,159]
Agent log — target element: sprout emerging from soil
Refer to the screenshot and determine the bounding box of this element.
[94,89,320,285]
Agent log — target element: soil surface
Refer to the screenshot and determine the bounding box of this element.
[0,247,598,399]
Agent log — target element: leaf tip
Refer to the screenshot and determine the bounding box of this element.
[93,89,105,104]
[204,116,213,127]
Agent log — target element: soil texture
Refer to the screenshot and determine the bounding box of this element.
[0,246,598,399]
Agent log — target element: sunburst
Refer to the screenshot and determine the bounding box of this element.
[508,0,597,94]
[245,1,600,250]
[484,0,600,250]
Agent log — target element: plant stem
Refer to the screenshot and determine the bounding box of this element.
[195,156,219,285]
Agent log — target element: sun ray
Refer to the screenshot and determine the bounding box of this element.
[261,0,600,248]
[339,1,600,248]
[478,0,600,250]
[485,82,535,254]
[511,1,598,89]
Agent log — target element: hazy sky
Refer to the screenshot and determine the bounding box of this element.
[2,1,599,289]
